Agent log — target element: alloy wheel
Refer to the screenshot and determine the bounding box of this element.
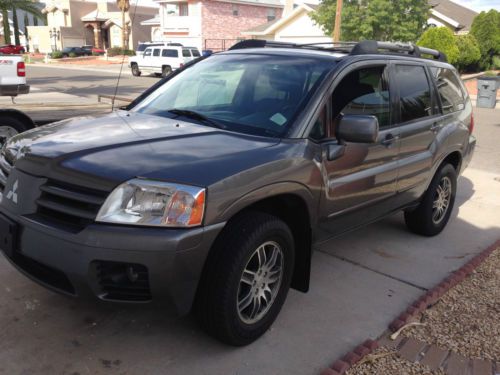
[432,176,452,224]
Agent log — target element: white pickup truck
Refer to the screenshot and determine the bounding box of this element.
[0,55,35,145]
[128,45,200,77]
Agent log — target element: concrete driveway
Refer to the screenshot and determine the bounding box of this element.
[0,108,499,375]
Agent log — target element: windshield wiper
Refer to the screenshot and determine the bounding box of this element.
[167,109,226,130]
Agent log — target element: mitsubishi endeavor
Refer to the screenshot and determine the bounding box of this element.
[0,40,476,346]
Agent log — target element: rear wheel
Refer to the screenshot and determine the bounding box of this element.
[131,63,141,77]
[161,66,172,78]
[0,115,28,148]
[195,211,294,346]
[404,163,457,236]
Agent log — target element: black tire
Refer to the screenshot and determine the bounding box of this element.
[404,163,457,236]
[0,115,28,147]
[161,65,172,78]
[195,211,295,346]
[131,64,141,77]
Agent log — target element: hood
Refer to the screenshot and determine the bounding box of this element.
[7,111,280,189]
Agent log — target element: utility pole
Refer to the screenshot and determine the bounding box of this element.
[332,0,343,42]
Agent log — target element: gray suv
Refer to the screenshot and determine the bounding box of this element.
[0,40,476,346]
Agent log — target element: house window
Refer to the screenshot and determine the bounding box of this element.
[267,8,276,22]
[232,4,239,16]
[179,3,189,16]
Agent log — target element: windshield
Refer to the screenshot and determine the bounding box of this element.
[132,54,334,137]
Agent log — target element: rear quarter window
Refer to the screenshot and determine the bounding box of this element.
[191,49,200,57]
[182,49,191,57]
[430,67,466,114]
[162,49,179,57]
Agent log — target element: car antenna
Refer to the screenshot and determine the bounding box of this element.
[112,0,139,111]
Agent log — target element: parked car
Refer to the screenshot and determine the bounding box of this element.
[0,54,35,146]
[0,40,476,346]
[82,45,105,55]
[60,47,89,58]
[0,45,25,55]
[128,45,200,77]
[135,42,184,57]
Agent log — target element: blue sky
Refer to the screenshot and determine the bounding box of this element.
[130,0,499,12]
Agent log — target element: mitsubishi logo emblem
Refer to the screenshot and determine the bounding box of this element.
[6,179,18,204]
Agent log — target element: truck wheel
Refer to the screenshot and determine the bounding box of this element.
[0,115,28,147]
[404,163,457,236]
[131,64,141,77]
[195,211,294,346]
[161,66,172,78]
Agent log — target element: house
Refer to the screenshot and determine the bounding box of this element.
[428,0,478,34]
[141,0,283,51]
[27,0,157,53]
[242,3,331,44]
[0,6,46,47]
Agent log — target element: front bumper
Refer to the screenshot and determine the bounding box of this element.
[0,209,225,315]
[0,84,30,96]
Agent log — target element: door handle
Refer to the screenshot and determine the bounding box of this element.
[430,123,441,132]
[381,134,399,146]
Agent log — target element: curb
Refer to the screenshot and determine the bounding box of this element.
[319,239,500,375]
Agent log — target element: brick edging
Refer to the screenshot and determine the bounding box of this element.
[319,239,500,375]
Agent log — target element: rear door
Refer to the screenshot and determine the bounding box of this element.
[182,48,192,64]
[391,63,440,202]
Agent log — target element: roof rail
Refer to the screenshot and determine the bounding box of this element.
[228,39,447,62]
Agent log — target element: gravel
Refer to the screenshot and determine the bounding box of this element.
[403,246,500,361]
[345,347,445,375]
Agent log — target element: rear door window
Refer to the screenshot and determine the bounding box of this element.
[430,67,466,114]
[394,65,433,123]
[162,49,179,57]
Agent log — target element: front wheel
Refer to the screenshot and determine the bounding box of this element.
[405,163,457,236]
[195,211,294,346]
[131,64,141,77]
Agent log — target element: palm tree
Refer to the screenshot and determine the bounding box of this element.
[116,0,130,49]
[0,0,42,45]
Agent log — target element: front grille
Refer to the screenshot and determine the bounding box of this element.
[0,152,14,193]
[95,261,152,302]
[35,180,107,231]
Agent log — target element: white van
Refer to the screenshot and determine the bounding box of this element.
[129,46,201,77]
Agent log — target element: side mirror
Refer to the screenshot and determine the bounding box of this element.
[337,114,379,143]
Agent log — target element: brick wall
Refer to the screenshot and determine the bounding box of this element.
[201,0,282,50]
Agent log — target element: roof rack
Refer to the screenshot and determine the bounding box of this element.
[228,39,447,62]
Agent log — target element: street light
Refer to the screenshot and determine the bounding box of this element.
[49,27,60,51]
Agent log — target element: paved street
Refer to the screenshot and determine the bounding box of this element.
[0,101,498,374]
[26,64,157,100]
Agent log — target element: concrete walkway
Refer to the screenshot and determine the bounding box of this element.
[0,109,498,375]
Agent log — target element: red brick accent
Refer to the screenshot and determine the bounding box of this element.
[353,344,370,357]
[342,352,361,366]
[389,319,406,332]
[331,360,349,374]
[201,1,282,50]
[320,368,341,375]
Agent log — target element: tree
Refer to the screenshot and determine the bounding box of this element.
[417,27,459,65]
[455,34,481,72]
[12,6,19,46]
[116,0,130,49]
[24,13,29,51]
[470,9,500,70]
[311,0,430,42]
[0,0,42,45]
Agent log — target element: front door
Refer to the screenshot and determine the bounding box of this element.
[316,63,401,236]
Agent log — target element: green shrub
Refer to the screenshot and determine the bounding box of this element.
[470,10,500,70]
[68,52,77,58]
[107,47,136,57]
[50,51,63,59]
[417,27,459,65]
[455,34,481,73]
[493,55,500,69]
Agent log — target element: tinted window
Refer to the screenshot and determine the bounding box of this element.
[162,49,179,57]
[395,65,432,123]
[153,49,161,57]
[332,66,391,129]
[431,67,465,114]
[144,49,152,57]
[182,49,191,57]
[191,49,200,57]
[133,55,334,137]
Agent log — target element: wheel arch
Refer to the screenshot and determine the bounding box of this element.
[0,109,35,130]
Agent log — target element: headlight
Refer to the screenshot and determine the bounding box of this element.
[96,179,206,227]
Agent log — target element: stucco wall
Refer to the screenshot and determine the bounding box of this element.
[201,0,282,50]
[274,11,331,44]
